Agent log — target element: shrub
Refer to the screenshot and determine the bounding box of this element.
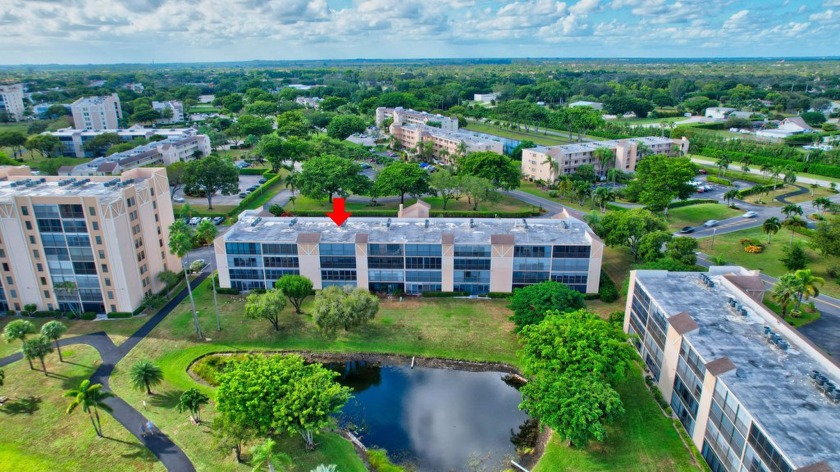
[667,199,717,209]
[744,245,764,254]
[706,176,732,186]
[421,291,468,298]
[367,449,406,472]
[216,287,241,295]
[598,270,620,303]
[191,354,248,386]
[5,310,16,316]
[80,312,97,321]
[486,292,512,299]
[32,311,60,318]
[107,312,133,319]
[827,265,840,279]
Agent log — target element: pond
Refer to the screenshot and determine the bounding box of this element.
[328,361,530,471]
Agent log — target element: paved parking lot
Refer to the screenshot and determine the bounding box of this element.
[174,174,264,206]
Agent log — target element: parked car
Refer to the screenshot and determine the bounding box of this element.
[258,178,267,184]
[360,163,371,169]
[698,169,708,174]
[704,220,719,227]
[679,226,695,234]
[212,216,225,225]
[201,217,212,224]
[743,211,758,218]
[173,196,185,203]
[238,192,248,198]
[189,217,201,225]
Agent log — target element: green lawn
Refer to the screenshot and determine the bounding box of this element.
[288,192,537,214]
[698,226,840,298]
[534,365,700,472]
[691,155,840,185]
[463,121,571,146]
[0,344,164,472]
[0,315,151,358]
[666,204,741,230]
[762,294,821,328]
[188,105,220,113]
[518,180,603,213]
[105,278,697,471]
[611,116,686,126]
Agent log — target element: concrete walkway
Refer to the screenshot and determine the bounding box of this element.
[0,272,209,472]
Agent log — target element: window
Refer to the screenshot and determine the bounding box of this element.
[20,206,28,216]
[108,292,114,300]
[101,264,108,273]
[110,304,116,312]
[33,249,40,259]
[99,250,105,259]
[44,290,50,298]
[95,236,102,245]
[92,222,99,231]
[40,277,47,285]
[89,206,96,216]
[10,290,16,298]
[36,263,43,272]
[1,263,7,272]
[24,221,32,230]
[6,276,12,285]
[29,235,36,244]
[104,278,111,287]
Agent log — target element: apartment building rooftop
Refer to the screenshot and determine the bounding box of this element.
[72,95,115,106]
[401,124,499,147]
[224,211,596,246]
[634,269,840,469]
[0,172,144,202]
[49,127,196,138]
[531,136,676,154]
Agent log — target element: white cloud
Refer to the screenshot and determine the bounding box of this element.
[570,0,600,15]
[823,0,840,6]
[809,8,835,21]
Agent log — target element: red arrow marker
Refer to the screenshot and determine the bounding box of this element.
[327,198,352,226]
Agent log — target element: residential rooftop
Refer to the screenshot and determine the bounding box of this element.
[224,211,598,246]
[0,172,142,202]
[635,269,840,469]
[529,136,675,154]
[400,124,502,147]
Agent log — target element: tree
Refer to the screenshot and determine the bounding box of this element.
[461,176,498,210]
[572,164,597,184]
[510,140,537,161]
[508,281,585,332]
[24,134,62,158]
[194,220,221,332]
[0,368,4,386]
[628,155,697,214]
[245,101,279,117]
[235,115,274,138]
[177,388,210,424]
[773,273,798,317]
[257,134,286,173]
[129,360,164,395]
[250,438,291,472]
[326,115,366,140]
[54,280,82,318]
[168,220,202,339]
[599,209,668,261]
[23,335,54,375]
[83,132,122,157]
[275,275,313,314]
[813,197,831,216]
[763,217,781,243]
[313,286,379,339]
[429,170,463,210]
[457,152,520,190]
[374,161,430,204]
[216,354,352,450]
[297,154,366,203]
[592,186,615,213]
[782,216,807,245]
[23,303,37,317]
[0,131,27,157]
[166,162,188,198]
[663,237,698,266]
[801,111,827,127]
[811,218,840,256]
[723,189,739,207]
[792,269,824,313]
[212,414,255,463]
[781,243,809,271]
[781,204,803,220]
[276,110,313,138]
[518,310,635,447]
[4,319,36,369]
[183,154,239,210]
[716,156,730,177]
[40,320,67,363]
[637,230,674,263]
[593,147,615,178]
[65,380,113,437]
[244,289,287,332]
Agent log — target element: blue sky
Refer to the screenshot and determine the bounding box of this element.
[0,0,837,64]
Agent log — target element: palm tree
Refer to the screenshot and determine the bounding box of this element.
[781,204,803,220]
[813,197,831,215]
[4,319,36,369]
[250,438,291,472]
[760,164,773,179]
[741,156,752,174]
[763,217,781,243]
[54,280,82,318]
[770,165,784,188]
[772,273,798,317]
[168,220,202,339]
[177,388,210,424]
[723,189,739,207]
[716,156,730,177]
[783,169,797,186]
[129,360,164,395]
[782,216,807,245]
[810,182,819,196]
[194,220,221,331]
[792,269,825,313]
[40,320,67,362]
[593,147,614,180]
[22,335,53,375]
[542,155,558,182]
[592,186,615,213]
[65,380,113,437]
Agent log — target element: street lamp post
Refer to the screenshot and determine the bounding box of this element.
[711,228,717,251]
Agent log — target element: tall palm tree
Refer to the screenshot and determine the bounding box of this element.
[763,217,781,243]
[194,220,221,331]
[760,164,773,179]
[40,320,67,362]
[593,147,614,180]
[723,189,739,207]
[813,197,831,215]
[783,169,797,186]
[792,269,825,312]
[741,156,752,174]
[168,220,202,339]
[592,186,615,213]
[781,204,803,220]
[542,155,558,182]
[810,183,819,196]
[22,335,53,375]
[177,388,210,424]
[772,273,798,317]
[782,216,807,245]
[129,360,164,395]
[65,380,113,437]
[4,319,36,369]
[716,156,730,177]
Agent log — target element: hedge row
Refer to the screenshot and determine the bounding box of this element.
[705,176,732,186]
[667,199,718,209]
[107,312,133,319]
[737,184,782,198]
[421,291,469,298]
[227,173,282,217]
[238,168,273,176]
[486,292,512,299]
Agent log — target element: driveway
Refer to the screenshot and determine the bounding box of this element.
[174,174,263,207]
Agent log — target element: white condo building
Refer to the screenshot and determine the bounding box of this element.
[376,107,459,132]
[152,101,184,124]
[0,84,26,122]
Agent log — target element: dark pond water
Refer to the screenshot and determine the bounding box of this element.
[328,361,530,472]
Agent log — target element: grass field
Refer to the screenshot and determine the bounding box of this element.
[0,345,164,472]
[762,294,821,328]
[697,226,840,298]
[533,365,700,472]
[518,180,604,213]
[691,155,840,185]
[0,315,151,358]
[463,121,571,146]
[665,204,741,230]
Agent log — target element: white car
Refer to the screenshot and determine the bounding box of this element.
[189,217,201,225]
[704,220,719,227]
[173,196,185,203]
[742,211,758,218]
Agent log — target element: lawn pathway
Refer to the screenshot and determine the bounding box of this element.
[0,272,209,472]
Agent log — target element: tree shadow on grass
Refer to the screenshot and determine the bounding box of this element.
[150,389,184,409]
[0,395,42,415]
[101,436,159,463]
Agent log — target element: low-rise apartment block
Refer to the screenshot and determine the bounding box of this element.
[390,124,504,162]
[71,94,123,130]
[0,83,26,122]
[49,127,207,158]
[0,166,179,314]
[625,267,840,472]
[376,107,459,132]
[522,136,689,182]
[295,96,324,109]
[152,100,184,124]
[474,93,499,103]
[216,210,603,296]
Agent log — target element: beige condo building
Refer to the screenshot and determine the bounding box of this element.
[390,124,504,163]
[71,94,123,130]
[522,136,690,182]
[0,166,179,314]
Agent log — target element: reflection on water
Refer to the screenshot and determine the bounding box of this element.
[327,362,529,472]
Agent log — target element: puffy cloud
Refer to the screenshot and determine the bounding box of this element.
[809,9,836,21]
